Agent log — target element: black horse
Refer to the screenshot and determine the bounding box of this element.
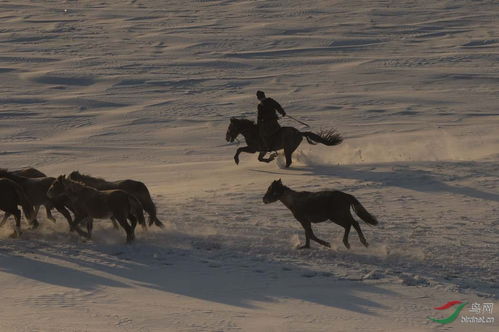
[0,169,74,229]
[226,117,342,167]
[263,179,379,249]
[0,178,35,237]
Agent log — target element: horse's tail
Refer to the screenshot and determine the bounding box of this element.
[301,129,343,146]
[350,196,379,226]
[12,183,35,222]
[135,183,164,228]
[128,194,146,229]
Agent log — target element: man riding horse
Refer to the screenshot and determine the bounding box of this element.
[256,90,286,151]
[226,92,342,167]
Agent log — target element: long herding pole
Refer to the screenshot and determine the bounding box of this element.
[284,114,310,128]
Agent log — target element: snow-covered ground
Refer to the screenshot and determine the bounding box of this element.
[1,0,497,331]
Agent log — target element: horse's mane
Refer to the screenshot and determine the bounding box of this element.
[64,177,99,194]
[0,169,25,181]
[69,170,108,183]
[231,117,256,126]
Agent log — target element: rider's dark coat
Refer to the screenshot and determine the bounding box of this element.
[257,97,286,148]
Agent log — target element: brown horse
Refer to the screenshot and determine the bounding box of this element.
[225,117,343,167]
[68,171,163,228]
[0,169,74,229]
[47,175,145,244]
[10,167,47,178]
[263,179,379,249]
[0,178,35,237]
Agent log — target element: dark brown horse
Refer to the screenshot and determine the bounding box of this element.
[0,178,35,237]
[0,169,74,229]
[68,171,163,228]
[263,179,379,249]
[47,175,145,244]
[226,118,342,167]
[10,167,47,178]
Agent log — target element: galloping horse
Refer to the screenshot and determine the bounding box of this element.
[0,178,35,237]
[48,175,145,244]
[263,179,379,249]
[226,117,342,167]
[68,171,163,228]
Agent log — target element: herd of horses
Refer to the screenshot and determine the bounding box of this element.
[0,118,379,249]
[0,167,163,243]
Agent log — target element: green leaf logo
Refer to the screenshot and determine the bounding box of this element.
[427,301,468,324]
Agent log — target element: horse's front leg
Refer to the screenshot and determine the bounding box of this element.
[257,151,277,163]
[31,205,41,229]
[234,146,256,165]
[44,203,57,223]
[72,214,91,238]
[84,217,94,239]
[297,219,311,249]
[10,210,22,238]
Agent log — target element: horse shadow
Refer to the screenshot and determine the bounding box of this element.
[0,237,396,314]
[251,160,499,202]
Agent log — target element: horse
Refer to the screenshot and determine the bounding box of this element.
[0,169,74,229]
[262,179,379,249]
[47,175,145,244]
[10,167,47,178]
[0,178,36,237]
[68,171,163,228]
[225,117,343,168]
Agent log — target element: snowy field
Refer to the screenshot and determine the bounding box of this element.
[0,0,498,331]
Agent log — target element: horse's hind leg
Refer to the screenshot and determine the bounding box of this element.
[127,214,139,231]
[352,220,368,247]
[115,213,135,244]
[150,215,164,228]
[283,138,301,168]
[330,214,353,249]
[110,217,120,230]
[342,224,351,249]
[257,151,276,163]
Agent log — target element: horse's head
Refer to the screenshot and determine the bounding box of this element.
[226,117,239,142]
[68,170,82,181]
[226,117,256,142]
[47,175,67,199]
[263,179,284,204]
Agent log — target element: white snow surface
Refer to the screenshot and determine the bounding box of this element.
[0,0,498,331]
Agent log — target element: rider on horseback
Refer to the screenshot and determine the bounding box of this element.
[256,90,286,151]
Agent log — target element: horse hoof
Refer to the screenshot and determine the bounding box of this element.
[343,242,351,249]
[297,244,310,249]
[9,231,21,238]
[324,242,331,248]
